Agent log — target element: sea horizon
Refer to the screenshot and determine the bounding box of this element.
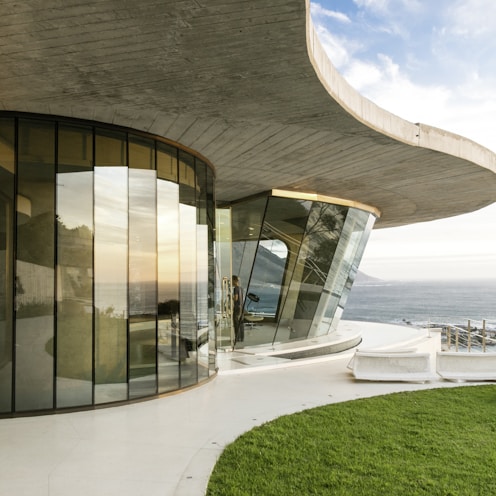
[343,277,496,329]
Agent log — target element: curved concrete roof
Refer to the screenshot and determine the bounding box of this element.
[0,0,495,228]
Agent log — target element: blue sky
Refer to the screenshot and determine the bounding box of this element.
[311,0,496,281]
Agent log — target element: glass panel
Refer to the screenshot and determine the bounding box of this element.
[178,151,196,206]
[326,212,376,333]
[129,168,157,399]
[157,181,180,393]
[231,197,267,284]
[95,128,127,167]
[15,120,55,412]
[196,162,209,381]
[215,208,233,350]
[56,124,94,408]
[308,209,367,337]
[237,197,312,348]
[0,118,14,413]
[251,239,288,316]
[157,142,178,182]
[274,202,347,344]
[206,167,216,374]
[179,204,197,387]
[197,224,209,381]
[129,135,155,170]
[94,165,128,404]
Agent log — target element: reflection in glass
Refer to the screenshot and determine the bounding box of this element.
[196,162,209,381]
[0,114,217,412]
[197,225,209,381]
[157,181,180,393]
[232,197,267,285]
[230,195,377,348]
[15,120,56,412]
[233,197,312,348]
[0,118,14,413]
[129,168,158,399]
[206,167,216,374]
[94,166,128,404]
[95,128,127,167]
[179,204,197,387]
[215,208,233,350]
[326,212,375,333]
[129,135,155,171]
[56,124,94,408]
[308,209,368,338]
[157,142,178,183]
[179,151,196,206]
[277,202,346,343]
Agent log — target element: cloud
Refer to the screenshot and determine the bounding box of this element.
[310,1,496,281]
[352,0,423,18]
[310,3,351,24]
[312,8,496,152]
[313,23,359,69]
[335,53,453,128]
[446,0,496,38]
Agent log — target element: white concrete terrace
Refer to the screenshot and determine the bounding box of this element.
[0,321,479,496]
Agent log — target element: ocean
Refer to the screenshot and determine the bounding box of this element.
[342,279,496,330]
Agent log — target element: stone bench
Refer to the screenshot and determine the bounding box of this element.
[350,350,436,382]
[436,352,496,381]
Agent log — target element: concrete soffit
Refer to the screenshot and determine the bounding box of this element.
[0,0,494,228]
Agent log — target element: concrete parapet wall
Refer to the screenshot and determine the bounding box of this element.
[351,351,436,382]
[436,352,496,381]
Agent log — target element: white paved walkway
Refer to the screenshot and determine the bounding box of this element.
[0,322,468,496]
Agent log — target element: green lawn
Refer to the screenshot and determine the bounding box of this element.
[207,385,496,495]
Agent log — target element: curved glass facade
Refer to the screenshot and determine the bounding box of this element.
[0,114,216,414]
[0,113,377,415]
[226,191,377,349]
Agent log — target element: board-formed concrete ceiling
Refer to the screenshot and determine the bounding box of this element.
[0,0,495,228]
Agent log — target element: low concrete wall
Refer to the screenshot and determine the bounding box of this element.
[436,352,496,381]
[351,351,436,382]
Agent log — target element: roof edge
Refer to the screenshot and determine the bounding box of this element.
[304,0,496,176]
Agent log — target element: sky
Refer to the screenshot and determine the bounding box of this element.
[310,0,496,281]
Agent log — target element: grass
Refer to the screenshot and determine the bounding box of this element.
[207,385,496,495]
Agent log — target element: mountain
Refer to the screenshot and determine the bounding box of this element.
[354,270,383,285]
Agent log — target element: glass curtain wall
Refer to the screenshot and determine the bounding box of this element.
[0,114,215,415]
[215,208,233,349]
[206,167,216,374]
[178,151,198,387]
[275,202,347,342]
[93,129,128,404]
[15,120,56,412]
[157,143,180,393]
[326,213,376,333]
[128,136,157,399]
[56,124,94,408]
[196,161,209,382]
[0,118,14,413]
[231,193,376,349]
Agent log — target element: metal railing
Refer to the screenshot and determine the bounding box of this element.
[438,319,496,352]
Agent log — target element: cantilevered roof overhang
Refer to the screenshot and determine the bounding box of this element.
[0,0,495,228]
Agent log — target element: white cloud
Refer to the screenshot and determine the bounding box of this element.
[314,24,358,69]
[352,0,389,11]
[340,53,453,129]
[447,0,496,38]
[314,18,496,152]
[311,3,351,23]
[353,0,422,16]
[311,1,496,280]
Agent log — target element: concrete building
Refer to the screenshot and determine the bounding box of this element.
[1,0,495,415]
